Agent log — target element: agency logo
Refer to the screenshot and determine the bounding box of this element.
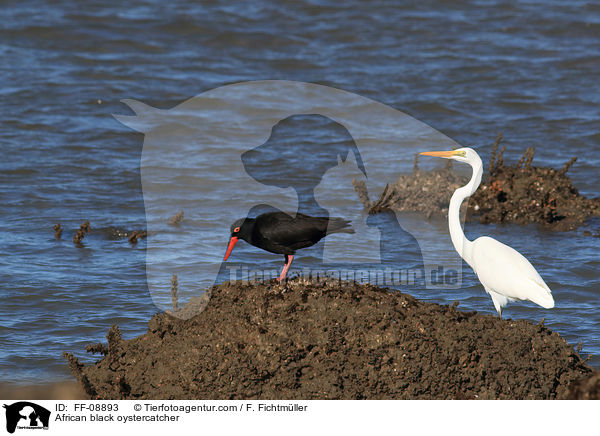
[3,402,50,433]
[115,80,465,315]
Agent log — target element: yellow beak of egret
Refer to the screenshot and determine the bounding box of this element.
[419,150,465,158]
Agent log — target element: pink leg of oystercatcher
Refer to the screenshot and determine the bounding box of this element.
[278,254,294,282]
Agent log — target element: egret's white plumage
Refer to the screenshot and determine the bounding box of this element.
[420,147,554,317]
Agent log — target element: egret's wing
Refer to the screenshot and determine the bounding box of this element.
[471,236,554,308]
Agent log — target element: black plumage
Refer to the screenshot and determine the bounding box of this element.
[224,211,354,281]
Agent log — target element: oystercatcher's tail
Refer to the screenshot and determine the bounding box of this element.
[326,218,354,235]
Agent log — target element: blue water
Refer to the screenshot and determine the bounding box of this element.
[1,0,599,384]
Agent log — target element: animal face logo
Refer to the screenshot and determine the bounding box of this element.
[115,80,465,316]
[3,402,50,433]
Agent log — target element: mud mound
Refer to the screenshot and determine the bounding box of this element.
[563,371,600,400]
[356,136,600,230]
[65,279,592,400]
[0,382,87,400]
[354,167,468,218]
[468,137,600,230]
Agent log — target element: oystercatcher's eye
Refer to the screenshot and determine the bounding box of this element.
[234,227,240,233]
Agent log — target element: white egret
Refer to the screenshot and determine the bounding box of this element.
[419,148,554,317]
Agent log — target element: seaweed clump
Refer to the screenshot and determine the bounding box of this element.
[73,220,91,244]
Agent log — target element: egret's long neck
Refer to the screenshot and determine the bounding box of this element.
[448,156,482,266]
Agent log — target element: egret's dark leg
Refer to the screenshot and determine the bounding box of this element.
[278,254,294,282]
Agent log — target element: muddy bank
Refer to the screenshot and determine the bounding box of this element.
[0,382,87,400]
[469,140,599,230]
[563,371,600,400]
[355,137,600,230]
[65,279,595,400]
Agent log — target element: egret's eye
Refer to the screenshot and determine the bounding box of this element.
[234,226,240,233]
[456,150,467,157]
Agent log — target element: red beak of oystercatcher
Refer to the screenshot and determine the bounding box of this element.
[223,236,238,261]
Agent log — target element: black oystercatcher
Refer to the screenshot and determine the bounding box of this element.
[224,212,354,282]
